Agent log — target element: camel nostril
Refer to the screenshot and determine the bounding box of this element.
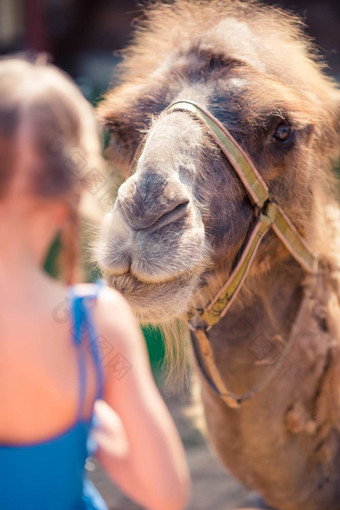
[118,196,190,232]
[143,200,190,231]
[117,171,191,231]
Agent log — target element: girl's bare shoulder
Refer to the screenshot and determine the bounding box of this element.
[93,284,140,346]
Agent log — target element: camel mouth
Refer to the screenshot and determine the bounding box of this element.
[104,264,189,286]
[97,202,210,287]
[103,269,200,323]
[105,269,189,291]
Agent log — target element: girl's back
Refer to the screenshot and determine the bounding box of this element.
[0,279,107,509]
[0,279,97,444]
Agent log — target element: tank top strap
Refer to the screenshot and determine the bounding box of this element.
[83,282,105,401]
[69,281,105,420]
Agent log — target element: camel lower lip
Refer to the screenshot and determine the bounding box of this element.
[105,270,190,292]
[103,270,199,324]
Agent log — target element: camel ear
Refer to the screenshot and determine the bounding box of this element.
[336,95,340,147]
[311,89,340,164]
[331,95,340,164]
[329,90,340,156]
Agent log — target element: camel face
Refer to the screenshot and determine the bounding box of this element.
[96,1,339,325]
[98,110,211,323]
[96,75,258,323]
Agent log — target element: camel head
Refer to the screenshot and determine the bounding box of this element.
[96,1,340,325]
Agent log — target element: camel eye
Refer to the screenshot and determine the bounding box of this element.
[209,56,224,70]
[273,122,295,143]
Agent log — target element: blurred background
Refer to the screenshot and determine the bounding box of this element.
[0,1,339,509]
[0,0,339,103]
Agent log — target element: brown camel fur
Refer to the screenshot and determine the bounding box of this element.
[96,1,340,509]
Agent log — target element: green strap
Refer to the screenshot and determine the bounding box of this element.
[166,101,318,279]
[273,207,318,274]
[201,202,277,327]
[166,100,269,207]
[162,100,320,407]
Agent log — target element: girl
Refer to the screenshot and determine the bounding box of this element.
[0,57,190,510]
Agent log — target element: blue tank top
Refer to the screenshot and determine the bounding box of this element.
[0,283,108,510]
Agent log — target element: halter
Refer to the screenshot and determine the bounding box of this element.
[134,100,319,408]
[164,100,320,408]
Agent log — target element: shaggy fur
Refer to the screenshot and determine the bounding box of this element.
[96,1,340,508]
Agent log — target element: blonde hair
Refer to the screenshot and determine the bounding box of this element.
[0,56,104,283]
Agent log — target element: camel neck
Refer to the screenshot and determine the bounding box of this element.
[206,255,305,398]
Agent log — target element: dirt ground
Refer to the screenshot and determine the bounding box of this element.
[90,378,270,510]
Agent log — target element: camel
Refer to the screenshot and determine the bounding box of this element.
[95,1,340,509]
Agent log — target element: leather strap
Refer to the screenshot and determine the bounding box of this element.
[191,324,295,408]
[131,100,319,408]
[166,100,318,329]
[163,100,319,407]
[167,100,269,208]
[201,201,277,328]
